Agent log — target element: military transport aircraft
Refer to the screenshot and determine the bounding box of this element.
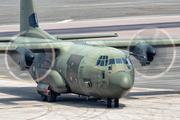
[0,0,178,108]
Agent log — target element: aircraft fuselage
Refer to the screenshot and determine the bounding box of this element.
[29,42,134,99]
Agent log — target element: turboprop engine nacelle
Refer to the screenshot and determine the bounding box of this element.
[130,43,156,66]
[10,47,35,70]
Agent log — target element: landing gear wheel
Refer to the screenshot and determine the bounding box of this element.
[114,99,119,108]
[107,98,112,108]
[47,88,57,102]
[41,95,47,101]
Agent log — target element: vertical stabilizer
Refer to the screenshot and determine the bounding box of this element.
[20,0,55,40]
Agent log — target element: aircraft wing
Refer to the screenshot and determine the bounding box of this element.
[0,41,61,54]
[0,37,13,42]
[72,38,180,48]
[0,41,62,71]
[53,33,118,40]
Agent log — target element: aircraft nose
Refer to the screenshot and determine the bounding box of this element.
[109,72,132,90]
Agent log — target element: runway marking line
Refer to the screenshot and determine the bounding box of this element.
[57,19,73,23]
[0,78,35,84]
[0,75,6,78]
[0,102,78,110]
[0,105,44,110]
[64,2,134,8]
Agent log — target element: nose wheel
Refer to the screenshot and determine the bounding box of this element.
[107,98,119,108]
[114,99,119,107]
[107,98,112,108]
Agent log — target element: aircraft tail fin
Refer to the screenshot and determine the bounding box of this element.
[20,0,55,40]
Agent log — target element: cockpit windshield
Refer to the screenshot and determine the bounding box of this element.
[116,58,123,64]
[96,56,108,66]
[96,56,132,66]
[109,59,115,65]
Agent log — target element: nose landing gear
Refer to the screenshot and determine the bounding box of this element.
[114,99,119,107]
[107,98,119,108]
[107,98,112,108]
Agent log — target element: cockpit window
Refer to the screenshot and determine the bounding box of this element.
[96,56,131,66]
[122,58,128,64]
[109,59,115,65]
[96,56,108,66]
[96,60,101,66]
[122,58,132,66]
[127,58,132,65]
[105,60,108,66]
[99,56,103,59]
[116,58,123,64]
[100,60,105,66]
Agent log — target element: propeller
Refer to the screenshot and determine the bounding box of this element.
[128,28,176,79]
[5,30,56,82]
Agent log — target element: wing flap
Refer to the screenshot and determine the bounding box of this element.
[0,37,13,42]
[0,42,61,54]
[75,38,180,48]
[54,33,118,40]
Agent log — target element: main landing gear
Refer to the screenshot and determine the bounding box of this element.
[41,88,57,102]
[107,98,119,108]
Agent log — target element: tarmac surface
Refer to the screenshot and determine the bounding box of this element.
[0,0,180,120]
[0,79,180,120]
[0,0,180,25]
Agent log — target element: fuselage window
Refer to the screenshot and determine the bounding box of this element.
[116,58,123,64]
[102,71,105,79]
[108,66,112,70]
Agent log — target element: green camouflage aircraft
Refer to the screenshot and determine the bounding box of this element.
[0,0,178,108]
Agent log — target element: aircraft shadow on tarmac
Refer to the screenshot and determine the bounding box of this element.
[0,87,39,105]
[0,86,125,109]
[0,86,179,108]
